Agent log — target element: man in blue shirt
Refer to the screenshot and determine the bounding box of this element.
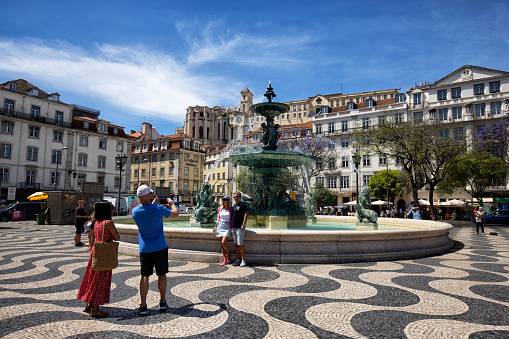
[231,192,249,267]
[132,185,178,316]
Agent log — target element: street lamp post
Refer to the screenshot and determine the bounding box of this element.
[115,154,128,215]
[352,151,361,201]
[55,146,67,191]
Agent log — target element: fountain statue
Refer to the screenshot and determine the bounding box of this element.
[355,186,378,229]
[192,183,218,227]
[228,82,315,229]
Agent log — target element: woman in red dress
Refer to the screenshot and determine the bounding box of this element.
[77,202,120,317]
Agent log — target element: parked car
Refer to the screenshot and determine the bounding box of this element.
[483,210,509,225]
[0,202,43,222]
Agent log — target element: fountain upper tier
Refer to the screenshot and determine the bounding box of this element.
[229,150,314,169]
[250,102,290,119]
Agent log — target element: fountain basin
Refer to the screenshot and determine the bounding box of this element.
[115,216,454,264]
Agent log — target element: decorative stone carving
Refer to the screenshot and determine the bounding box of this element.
[193,183,218,225]
[355,186,378,226]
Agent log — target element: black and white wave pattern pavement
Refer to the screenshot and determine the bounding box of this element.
[1,221,509,338]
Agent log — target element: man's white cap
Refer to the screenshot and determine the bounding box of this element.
[137,184,153,197]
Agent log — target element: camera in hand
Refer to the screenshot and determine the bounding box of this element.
[159,198,168,204]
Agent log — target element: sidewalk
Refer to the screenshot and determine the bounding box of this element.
[1,220,508,338]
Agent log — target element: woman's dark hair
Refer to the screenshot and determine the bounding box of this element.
[94,202,112,221]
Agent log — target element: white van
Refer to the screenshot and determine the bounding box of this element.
[103,197,127,214]
[178,205,187,214]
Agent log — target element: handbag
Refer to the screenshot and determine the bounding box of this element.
[92,221,119,271]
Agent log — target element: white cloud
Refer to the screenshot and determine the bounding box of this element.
[0,38,241,123]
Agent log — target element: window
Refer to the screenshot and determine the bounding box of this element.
[0,168,8,182]
[413,112,423,123]
[50,172,60,186]
[316,177,324,183]
[79,135,88,146]
[476,125,484,134]
[439,108,448,121]
[134,157,139,164]
[55,111,63,125]
[143,143,148,150]
[116,141,123,152]
[395,94,405,103]
[114,177,120,188]
[328,159,335,169]
[97,175,105,184]
[98,156,106,168]
[1,144,11,158]
[77,174,86,187]
[440,129,449,138]
[52,150,62,164]
[395,114,403,123]
[362,118,370,130]
[316,124,322,134]
[99,139,107,149]
[141,169,146,177]
[83,122,89,129]
[328,123,334,133]
[27,147,38,161]
[327,176,337,189]
[152,168,156,177]
[78,153,87,166]
[328,139,336,149]
[437,90,447,100]
[451,87,461,98]
[342,156,349,168]
[161,153,166,161]
[142,156,148,163]
[134,170,139,178]
[184,167,189,176]
[2,121,13,134]
[153,142,158,149]
[31,105,40,118]
[194,168,199,177]
[152,154,157,162]
[474,84,484,95]
[453,127,464,140]
[366,99,374,108]
[452,107,462,119]
[362,155,371,167]
[475,103,485,117]
[160,167,165,176]
[340,176,350,189]
[347,101,355,110]
[413,93,422,105]
[9,83,16,91]
[25,126,38,140]
[113,128,118,135]
[378,116,386,125]
[99,124,107,132]
[489,81,500,93]
[169,167,174,176]
[341,138,349,148]
[303,104,307,110]
[363,175,372,186]
[341,121,348,132]
[161,141,167,148]
[54,130,63,142]
[4,99,14,112]
[379,155,387,166]
[491,102,501,115]
[194,155,199,162]
[26,170,36,187]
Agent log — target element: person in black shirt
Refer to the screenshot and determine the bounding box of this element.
[231,192,249,267]
[74,200,89,247]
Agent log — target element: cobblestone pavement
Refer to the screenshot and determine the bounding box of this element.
[1,221,509,338]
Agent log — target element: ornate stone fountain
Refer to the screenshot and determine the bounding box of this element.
[227,82,314,229]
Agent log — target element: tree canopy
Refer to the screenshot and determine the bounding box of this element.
[368,169,402,203]
[440,151,507,205]
[312,181,336,208]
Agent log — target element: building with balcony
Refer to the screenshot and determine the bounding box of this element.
[0,79,131,202]
[130,122,205,204]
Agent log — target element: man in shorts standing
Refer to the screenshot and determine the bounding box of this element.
[74,200,89,247]
[231,192,249,267]
[132,185,178,316]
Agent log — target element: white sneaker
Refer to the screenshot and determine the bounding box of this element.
[232,259,241,266]
[240,260,247,267]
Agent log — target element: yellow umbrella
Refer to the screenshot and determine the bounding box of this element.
[27,192,48,201]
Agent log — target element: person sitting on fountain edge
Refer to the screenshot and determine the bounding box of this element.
[231,192,248,267]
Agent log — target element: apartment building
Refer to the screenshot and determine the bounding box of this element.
[0,79,131,202]
[130,122,205,204]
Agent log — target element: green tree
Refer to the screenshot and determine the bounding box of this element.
[440,151,507,205]
[313,181,336,208]
[368,169,402,203]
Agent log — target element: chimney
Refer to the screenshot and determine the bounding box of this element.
[130,130,136,134]
[142,122,152,140]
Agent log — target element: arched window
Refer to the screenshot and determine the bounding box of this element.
[200,112,204,117]
[207,127,209,139]
[192,127,195,138]
[199,126,204,138]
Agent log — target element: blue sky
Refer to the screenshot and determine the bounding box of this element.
[1,0,508,135]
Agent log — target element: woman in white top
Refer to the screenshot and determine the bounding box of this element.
[216,196,232,265]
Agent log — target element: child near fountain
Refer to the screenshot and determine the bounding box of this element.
[216,196,233,265]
